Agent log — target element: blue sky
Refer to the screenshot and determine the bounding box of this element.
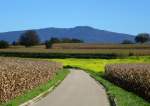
[0,0,149,35]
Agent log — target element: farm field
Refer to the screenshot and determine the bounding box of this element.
[0,45,150,56]
[0,54,149,106]
[52,43,150,49]
[0,57,69,106]
[0,56,149,106]
[52,56,150,106]
[52,56,150,72]
[105,64,150,101]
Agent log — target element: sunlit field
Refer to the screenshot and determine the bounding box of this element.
[53,56,150,72]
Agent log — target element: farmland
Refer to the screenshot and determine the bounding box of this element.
[0,44,150,57]
[0,44,150,106]
[53,56,150,72]
[52,43,150,49]
[53,56,150,106]
[105,64,150,101]
[0,57,68,106]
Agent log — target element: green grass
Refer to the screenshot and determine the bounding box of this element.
[0,69,69,106]
[52,56,150,106]
[91,72,150,106]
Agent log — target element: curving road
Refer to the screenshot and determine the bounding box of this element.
[31,69,110,106]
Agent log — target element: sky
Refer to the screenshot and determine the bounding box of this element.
[0,0,150,35]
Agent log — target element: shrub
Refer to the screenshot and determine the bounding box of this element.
[0,40,9,48]
[105,64,150,101]
[11,41,19,46]
[121,39,134,44]
[45,40,53,49]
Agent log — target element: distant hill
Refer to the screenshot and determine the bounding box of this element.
[0,26,135,43]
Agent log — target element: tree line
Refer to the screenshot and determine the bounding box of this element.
[0,30,150,49]
[45,37,84,48]
[0,30,84,48]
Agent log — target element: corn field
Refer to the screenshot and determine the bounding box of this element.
[105,64,150,101]
[0,57,62,103]
[52,43,150,49]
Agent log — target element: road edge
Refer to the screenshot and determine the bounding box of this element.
[20,80,61,106]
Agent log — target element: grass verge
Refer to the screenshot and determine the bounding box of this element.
[0,69,69,106]
[53,57,150,106]
[88,71,150,106]
[65,66,150,106]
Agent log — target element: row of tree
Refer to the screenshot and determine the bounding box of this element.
[18,30,83,48]
[122,33,150,44]
[18,31,150,46]
[45,37,84,48]
[7,30,83,48]
[0,30,150,49]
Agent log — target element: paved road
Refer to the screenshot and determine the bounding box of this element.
[31,69,110,106]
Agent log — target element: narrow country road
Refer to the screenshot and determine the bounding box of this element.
[31,69,110,106]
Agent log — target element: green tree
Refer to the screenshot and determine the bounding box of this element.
[45,37,60,48]
[0,40,9,48]
[135,33,150,43]
[19,30,40,47]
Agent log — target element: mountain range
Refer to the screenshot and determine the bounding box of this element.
[0,26,135,43]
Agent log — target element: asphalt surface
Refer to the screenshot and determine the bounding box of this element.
[31,69,110,106]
